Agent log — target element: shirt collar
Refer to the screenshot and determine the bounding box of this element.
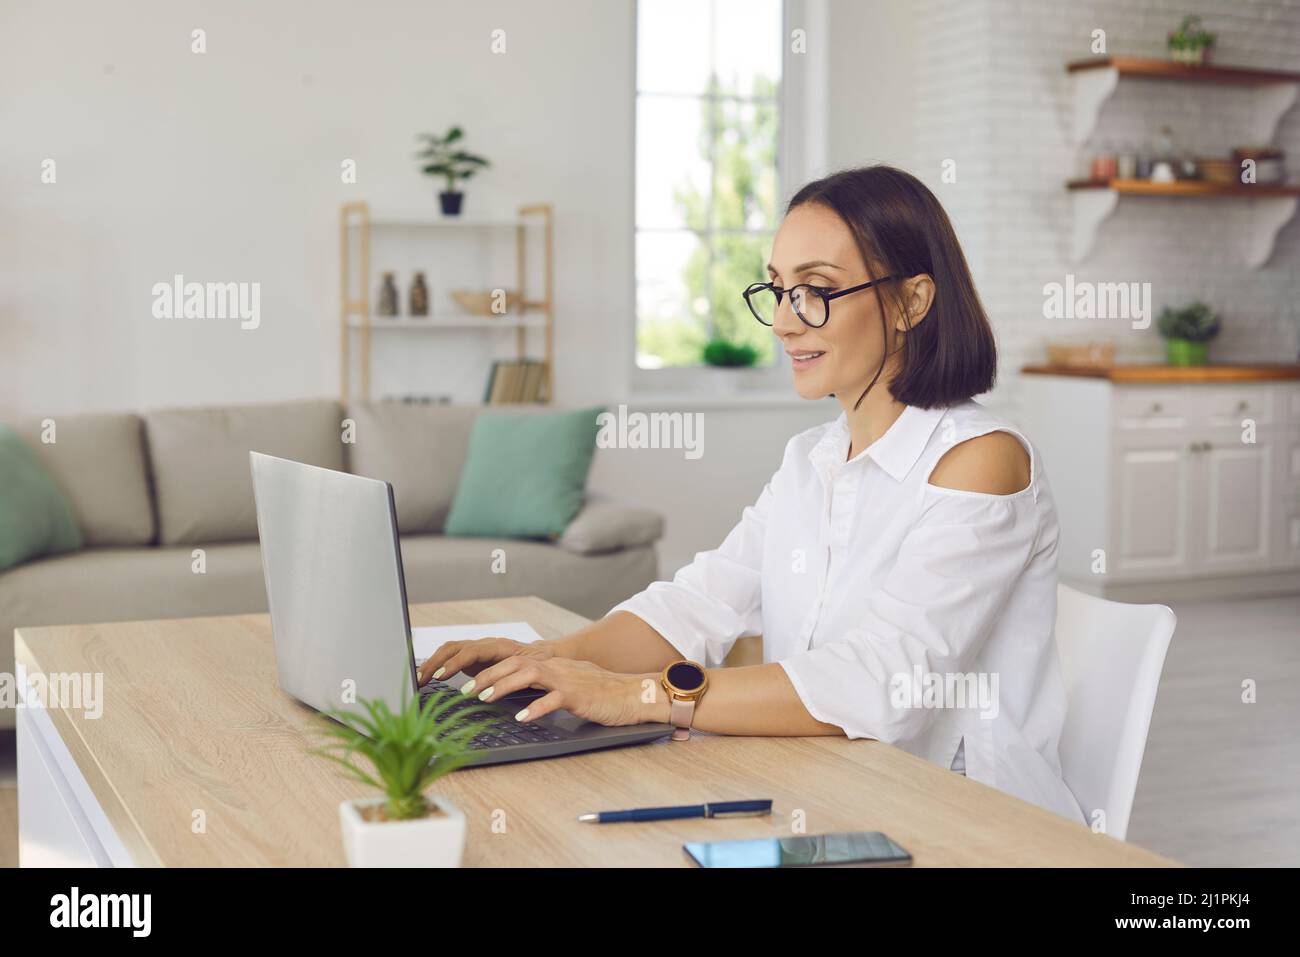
[810,405,950,483]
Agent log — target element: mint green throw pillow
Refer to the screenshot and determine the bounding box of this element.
[0,425,83,571]
[444,407,604,539]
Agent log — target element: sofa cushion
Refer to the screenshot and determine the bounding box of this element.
[9,412,155,547]
[344,402,482,534]
[445,407,604,539]
[145,399,344,545]
[0,425,83,570]
[557,497,665,555]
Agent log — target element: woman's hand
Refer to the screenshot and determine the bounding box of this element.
[416,637,558,686]
[463,655,664,727]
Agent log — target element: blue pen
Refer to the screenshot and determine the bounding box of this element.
[577,799,772,823]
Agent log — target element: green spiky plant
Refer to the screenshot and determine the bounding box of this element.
[1157,301,1220,367]
[1157,301,1221,343]
[314,689,495,821]
[415,126,490,194]
[1168,15,1216,63]
[702,338,760,368]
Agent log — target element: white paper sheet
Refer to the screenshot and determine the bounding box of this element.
[410,621,544,664]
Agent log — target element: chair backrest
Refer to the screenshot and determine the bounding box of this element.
[1055,584,1176,841]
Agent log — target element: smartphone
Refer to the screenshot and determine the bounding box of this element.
[684,831,912,868]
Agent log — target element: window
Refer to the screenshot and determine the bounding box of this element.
[635,0,784,372]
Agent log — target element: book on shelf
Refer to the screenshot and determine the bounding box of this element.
[484,359,547,404]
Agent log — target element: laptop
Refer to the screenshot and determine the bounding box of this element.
[249,451,673,765]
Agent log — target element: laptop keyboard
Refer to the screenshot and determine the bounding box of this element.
[418,679,565,750]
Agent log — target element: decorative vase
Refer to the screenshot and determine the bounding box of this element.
[439,191,464,216]
[339,795,466,868]
[409,272,429,317]
[378,272,399,317]
[1166,338,1209,367]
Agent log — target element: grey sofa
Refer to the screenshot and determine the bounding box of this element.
[0,399,663,729]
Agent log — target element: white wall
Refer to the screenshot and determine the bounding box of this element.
[825,0,920,172]
[0,0,634,414]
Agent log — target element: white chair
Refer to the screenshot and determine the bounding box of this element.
[1054,583,1176,841]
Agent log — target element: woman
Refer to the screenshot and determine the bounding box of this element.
[420,166,1084,823]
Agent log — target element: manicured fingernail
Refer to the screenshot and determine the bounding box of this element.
[478,686,495,701]
[461,679,476,695]
[515,709,530,722]
[432,667,445,680]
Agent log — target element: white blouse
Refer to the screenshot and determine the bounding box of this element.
[612,400,1085,823]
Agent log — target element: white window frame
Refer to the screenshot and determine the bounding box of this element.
[630,0,828,398]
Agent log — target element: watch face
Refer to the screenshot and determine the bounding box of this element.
[667,661,705,692]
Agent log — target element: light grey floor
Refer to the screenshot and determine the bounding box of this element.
[0,595,1294,867]
[1126,594,1300,866]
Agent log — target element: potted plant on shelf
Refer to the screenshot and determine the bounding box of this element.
[1157,301,1221,367]
[416,125,491,216]
[1167,15,1216,65]
[314,687,493,867]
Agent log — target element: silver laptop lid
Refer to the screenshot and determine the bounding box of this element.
[250,451,417,715]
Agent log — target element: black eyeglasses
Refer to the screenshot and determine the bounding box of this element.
[743,276,897,328]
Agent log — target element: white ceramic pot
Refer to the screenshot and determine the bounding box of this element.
[339,795,466,868]
[705,366,742,395]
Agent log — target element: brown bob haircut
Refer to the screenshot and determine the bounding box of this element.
[787,165,997,410]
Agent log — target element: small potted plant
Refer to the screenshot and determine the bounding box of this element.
[702,338,761,394]
[315,688,493,867]
[1167,15,1216,65]
[1157,301,1220,367]
[416,126,491,216]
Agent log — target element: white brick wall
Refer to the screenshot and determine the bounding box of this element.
[911,0,1300,418]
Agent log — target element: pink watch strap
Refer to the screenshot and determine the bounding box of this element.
[669,697,696,741]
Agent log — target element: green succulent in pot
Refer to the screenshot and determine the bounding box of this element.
[1167,15,1216,65]
[317,686,497,866]
[1156,301,1220,367]
[315,689,493,819]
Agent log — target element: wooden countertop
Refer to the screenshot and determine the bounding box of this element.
[1022,364,1300,383]
[14,597,1176,867]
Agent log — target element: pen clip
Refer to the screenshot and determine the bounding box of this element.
[704,801,773,819]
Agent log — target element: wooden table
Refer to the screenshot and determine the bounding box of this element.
[14,597,1175,867]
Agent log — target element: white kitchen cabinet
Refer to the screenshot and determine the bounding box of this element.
[1111,429,1193,575]
[1019,371,1300,601]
